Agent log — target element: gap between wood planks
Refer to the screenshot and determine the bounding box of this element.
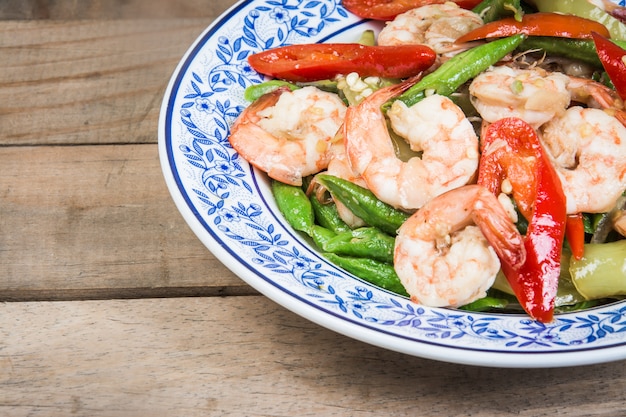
[0,286,260,302]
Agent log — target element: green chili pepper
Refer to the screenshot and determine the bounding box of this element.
[473,0,524,23]
[244,80,299,102]
[271,180,314,233]
[309,193,352,234]
[321,227,395,263]
[316,174,410,235]
[323,253,409,296]
[392,34,526,109]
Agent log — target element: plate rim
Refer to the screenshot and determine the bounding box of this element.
[157,0,626,368]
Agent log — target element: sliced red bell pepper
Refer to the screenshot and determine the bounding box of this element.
[456,12,611,43]
[341,0,483,21]
[247,43,436,82]
[591,31,626,101]
[566,213,585,261]
[478,118,567,323]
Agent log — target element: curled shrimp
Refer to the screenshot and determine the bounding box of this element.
[228,86,347,186]
[469,66,571,129]
[469,66,625,129]
[315,128,368,228]
[377,3,483,60]
[540,106,626,214]
[394,185,526,308]
[344,81,479,211]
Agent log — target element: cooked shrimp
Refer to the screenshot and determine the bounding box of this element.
[469,66,625,129]
[344,81,479,211]
[540,106,626,214]
[377,3,482,58]
[228,86,347,186]
[469,66,571,129]
[394,184,526,307]
[317,128,368,228]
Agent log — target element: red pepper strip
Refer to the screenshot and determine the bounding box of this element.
[591,31,626,101]
[247,43,436,82]
[341,0,483,21]
[478,118,567,323]
[566,213,585,261]
[456,12,611,44]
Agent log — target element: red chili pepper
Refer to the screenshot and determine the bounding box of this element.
[566,213,585,261]
[456,12,611,43]
[341,0,483,21]
[247,43,436,82]
[478,118,567,323]
[591,31,626,101]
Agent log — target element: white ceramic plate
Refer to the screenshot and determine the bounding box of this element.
[159,0,626,368]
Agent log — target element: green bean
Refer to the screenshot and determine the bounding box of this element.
[316,174,410,235]
[309,224,337,249]
[321,227,395,264]
[517,37,603,67]
[323,253,409,296]
[271,180,314,233]
[459,290,515,312]
[309,193,351,234]
[244,80,299,102]
[570,240,626,300]
[391,34,526,109]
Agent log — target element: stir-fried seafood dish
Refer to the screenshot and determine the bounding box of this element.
[228,0,626,323]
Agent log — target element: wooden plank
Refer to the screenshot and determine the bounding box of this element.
[0,19,213,145]
[0,0,238,20]
[1,296,625,417]
[0,144,252,299]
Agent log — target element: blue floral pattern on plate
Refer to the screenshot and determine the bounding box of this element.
[159,0,626,367]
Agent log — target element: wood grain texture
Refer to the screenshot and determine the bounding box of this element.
[1,2,625,415]
[0,144,251,299]
[2,296,625,417]
[0,19,212,145]
[0,0,238,19]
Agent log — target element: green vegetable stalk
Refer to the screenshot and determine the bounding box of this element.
[317,227,396,264]
[324,253,409,296]
[244,80,299,102]
[271,180,314,233]
[391,34,526,109]
[517,37,626,69]
[316,174,409,235]
[309,192,352,234]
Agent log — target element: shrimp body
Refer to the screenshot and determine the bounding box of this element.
[394,185,525,307]
[469,66,571,129]
[345,83,479,211]
[469,66,625,129]
[541,106,626,214]
[228,86,347,186]
[321,129,368,228]
[377,3,482,58]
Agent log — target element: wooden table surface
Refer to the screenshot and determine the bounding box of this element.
[1,1,625,415]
